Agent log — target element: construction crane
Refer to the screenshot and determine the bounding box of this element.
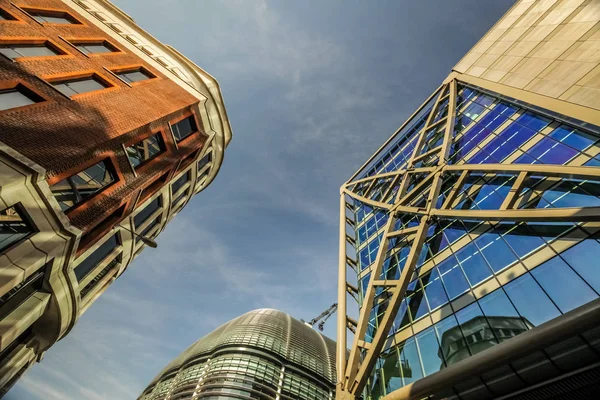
[302,303,338,331]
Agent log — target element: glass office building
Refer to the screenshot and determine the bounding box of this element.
[335,1,600,399]
[139,309,336,400]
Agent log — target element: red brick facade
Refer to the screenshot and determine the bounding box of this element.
[0,0,207,245]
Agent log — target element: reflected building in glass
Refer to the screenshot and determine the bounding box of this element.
[138,309,336,400]
[335,1,600,399]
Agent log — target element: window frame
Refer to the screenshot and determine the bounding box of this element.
[110,65,157,86]
[169,114,200,145]
[0,6,21,22]
[0,203,37,256]
[0,39,68,61]
[0,82,46,114]
[45,72,115,99]
[65,38,121,57]
[124,131,167,173]
[48,158,118,213]
[19,6,83,26]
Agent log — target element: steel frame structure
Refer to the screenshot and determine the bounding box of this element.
[335,72,600,399]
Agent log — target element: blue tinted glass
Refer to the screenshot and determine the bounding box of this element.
[361,273,371,298]
[381,350,402,394]
[393,298,411,331]
[398,339,423,385]
[549,125,595,151]
[499,223,545,258]
[455,243,493,286]
[504,273,560,327]
[585,158,600,167]
[518,112,550,130]
[526,137,578,164]
[456,302,495,356]
[475,230,517,272]
[416,327,444,375]
[407,290,429,321]
[360,248,370,271]
[358,226,367,244]
[542,180,600,208]
[423,269,449,311]
[437,257,470,299]
[531,256,597,313]
[560,237,600,293]
[478,288,525,326]
[434,315,466,367]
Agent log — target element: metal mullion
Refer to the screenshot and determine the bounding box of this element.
[409,86,448,166]
[344,214,397,390]
[441,170,469,210]
[347,83,445,184]
[381,174,403,203]
[500,171,528,210]
[412,146,441,163]
[342,188,393,211]
[439,80,458,164]
[350,217,429,395]
[443,163,600,179]
[431,206,600,222]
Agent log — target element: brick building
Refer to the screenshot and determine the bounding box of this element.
[0,0,232,394]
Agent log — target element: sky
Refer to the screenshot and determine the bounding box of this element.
[10,1,515,399]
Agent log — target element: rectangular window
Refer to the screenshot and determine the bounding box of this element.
[79,254,121,298]
[0,268,44,320]
[0,8,17,20]
[50,160,116,211]
[170,116,198,142]
[171,171,190,195]
[133,197,162,229]
[0,204,34,253]
[0,43,61,59]
[114,67,154,84]
[73,41,117,55]
[137,216,161,243]
[197,152,212,172]
[126,133,165,168]
[51,75,110,97]
[0,84,44,111]
[75,234,120,281]
[23,8,80,25]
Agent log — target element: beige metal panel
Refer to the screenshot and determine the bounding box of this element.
[454,0,600,110]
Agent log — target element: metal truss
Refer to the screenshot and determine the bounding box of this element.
[335,77,600,399]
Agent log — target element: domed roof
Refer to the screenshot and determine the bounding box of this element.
[148,308,337,386]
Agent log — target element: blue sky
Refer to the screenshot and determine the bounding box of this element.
[10,1,514,398]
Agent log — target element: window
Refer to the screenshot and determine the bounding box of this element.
[137,216,161,243]
[73,41,117,55]
[0,8,17,20]
[50,160,116,211]
[23,8,80,25]
[75,234,120,281]
[0,267,45,320]
[171,171,190,195]
[171,116,198,142]
[114,67,154,84]
[0,205,34,253]
[133,197,162,229]
[51,75,110,97]
[0,85,44,111]
[0,43,60,59]
[126,133,165,168]
[197,152,212,172]
[79,254,121,298]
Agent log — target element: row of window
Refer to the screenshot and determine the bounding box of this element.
[0,38,120,60]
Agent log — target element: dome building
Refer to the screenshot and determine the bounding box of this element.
[139,309,337,400]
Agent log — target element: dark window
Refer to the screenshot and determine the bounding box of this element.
[115,67,154,83]
[139,172,169,202]
[137,217,161,243]
[0,328,33,363]
[126,133,165,168]
[75,234,120,281]
[0,8,17,20]
[133,197,162,229]
[197,152,212,172]
[24,8,80,24]
[0,267,45,320]
[171,172,190,195]
[0,43,60,59]
[52,75,110,97]
[172,190,187,209]
[74,41,117,55]
[0,85,44,111]
[171,116,197,142]
[79,254,121,298]
[50,160,116,211]
[0,205,34,253]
